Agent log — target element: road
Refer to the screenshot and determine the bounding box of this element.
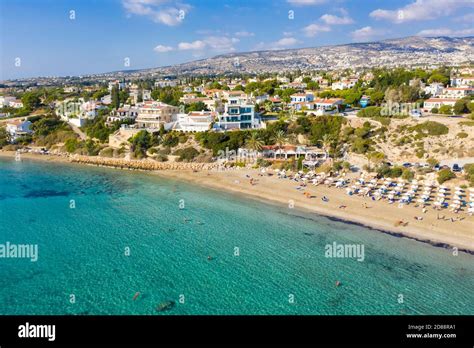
[440,157,474,167]
[69,123,87,140]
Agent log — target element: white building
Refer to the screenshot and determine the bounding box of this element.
[331,79,357,90]
[135,101,180,129]
[174,111,216,132]
[9,100,24,109]
[222,90,248,103]
[108,80,126,92]
[442,87,474,99]
[423,98,457,111]
[155,79,177,88]
[305,98,344,115]
[63,86,79,93]
[215,98,259,130]
[0,96,17,108]
[290,93,314,104]
[450,76,474,87]
[424,83,444,97]
[107,105,139,124]
[6,119,32,141]
[55,99,103,127]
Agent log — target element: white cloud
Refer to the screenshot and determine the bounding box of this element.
[204,36,239,51]
[153,44,173,53]
[178,40,206,50]
[320,13,354,25]
[122,0,190,26]
[177,36,239,52]
[302,23,331,37]
[287,0,327,5]
[418,27,474,37]
[370,0,474,24]
[235,31,255,37]
[253,37,302,51]
[273,37,301,48]
[351,26,386,42]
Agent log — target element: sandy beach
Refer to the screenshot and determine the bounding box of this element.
[156,169,474,253]
[2,150,473,253]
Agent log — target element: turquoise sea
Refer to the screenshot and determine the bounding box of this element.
[0,158,473,315]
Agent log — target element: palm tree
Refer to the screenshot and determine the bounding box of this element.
[272,130,287,150]
[318,134,333,158]
[246,132,264,152]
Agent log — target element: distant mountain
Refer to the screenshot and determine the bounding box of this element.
[136,36,473,76]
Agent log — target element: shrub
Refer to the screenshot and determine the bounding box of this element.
[64,138,79,153]
[439,105,453,115]
[437,168,455,184]
[415,149,426,158]
[464,163,474,186]
[456,132,468,139]
[173,146,199,162]
[401,168,415,181]
[431,107,439,114]
[410,121,449,136]
[357,106,382,118]
[99,147,114,157]
[154,154,168,162]
[377,164,403,178]
[427,158,439,167]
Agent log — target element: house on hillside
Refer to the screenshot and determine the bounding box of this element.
[6,119,32,141]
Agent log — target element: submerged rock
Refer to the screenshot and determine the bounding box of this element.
[156,300,176,312]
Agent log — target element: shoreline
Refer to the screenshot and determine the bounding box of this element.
[2,150,473,253]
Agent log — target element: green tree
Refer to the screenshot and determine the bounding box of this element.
[437,168,455,184]
[272,130,287,149]
[367,151,385,171]
[21,92,41,110]
[111,85,120,109]
[245,132,264,151]
[453,99,470,115]
[439,105,453,115]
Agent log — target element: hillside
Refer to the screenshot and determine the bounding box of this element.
[137,36,474,76]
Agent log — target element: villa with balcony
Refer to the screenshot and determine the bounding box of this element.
[135,101,180,129]
[215,98,259,130]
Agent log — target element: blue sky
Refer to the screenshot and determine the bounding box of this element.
[1,0,473,80]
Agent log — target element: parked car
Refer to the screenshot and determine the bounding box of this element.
[452,164,462,172]
[402,162,412,168]
[434,164,441,171]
